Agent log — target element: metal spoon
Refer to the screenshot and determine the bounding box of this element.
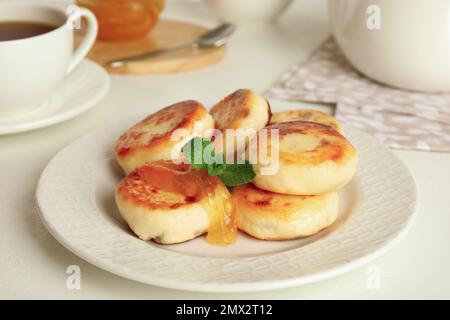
[107,23,236,68]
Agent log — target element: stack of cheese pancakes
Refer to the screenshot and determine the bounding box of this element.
[114,89,357,244]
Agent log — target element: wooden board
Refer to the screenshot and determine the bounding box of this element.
[75,19,226,74]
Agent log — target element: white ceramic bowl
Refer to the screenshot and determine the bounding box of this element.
[329,0,450,92]
[204,0,293,24]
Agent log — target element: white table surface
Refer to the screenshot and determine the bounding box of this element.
[1,0,450,299]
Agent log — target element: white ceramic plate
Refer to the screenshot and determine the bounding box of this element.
[0,59,110,135]
[36,121,417,292]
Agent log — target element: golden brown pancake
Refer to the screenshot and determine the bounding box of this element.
[115,161,236,245]
[250,121,357,195]
[210,89,271,158]
[270,109,343,133]
[233,184,339,240]
[115,100,214,174]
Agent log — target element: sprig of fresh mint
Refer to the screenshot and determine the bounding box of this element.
[181,137,255,187]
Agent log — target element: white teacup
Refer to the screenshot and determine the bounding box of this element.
[0,3,98,117]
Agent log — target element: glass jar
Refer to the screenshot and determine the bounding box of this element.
[77,0,164,41]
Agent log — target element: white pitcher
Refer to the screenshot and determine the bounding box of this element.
[329,0,450,92]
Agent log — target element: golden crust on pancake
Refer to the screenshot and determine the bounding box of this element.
[251,121,357,195]
[115,162,231,245]
[210,89,271,157]
[210,89,270,131]
[116,164,191,210]
[233,184,339,240]
[270,109,343,133]
[115,100,214,174]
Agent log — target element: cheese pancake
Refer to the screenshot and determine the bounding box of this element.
[115,100,214,174]
[210,89,271,158]
[270,109,343,133]
[233,184,339,240]
[115,161,236,245]
[251,121,357,195]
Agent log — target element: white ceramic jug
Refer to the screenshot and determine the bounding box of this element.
[329,0,450,92]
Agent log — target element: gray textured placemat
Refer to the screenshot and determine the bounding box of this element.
[266,38,450,152]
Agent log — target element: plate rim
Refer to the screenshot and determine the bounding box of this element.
[36,202,417,292]
[36,124,417,292]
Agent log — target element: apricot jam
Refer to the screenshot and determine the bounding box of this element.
[134,161,237,245]
[77,0,164,41]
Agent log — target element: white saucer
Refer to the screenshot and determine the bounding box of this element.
[0,59,110,135]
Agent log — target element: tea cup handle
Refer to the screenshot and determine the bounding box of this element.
[66,8,98,74]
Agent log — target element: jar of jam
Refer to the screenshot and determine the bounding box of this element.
[77,0,164,41]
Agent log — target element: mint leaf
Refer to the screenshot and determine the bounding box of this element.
[181,137,211,169]
[182,137,256,187]
[207,162,227,176]
[218,161,256,187]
